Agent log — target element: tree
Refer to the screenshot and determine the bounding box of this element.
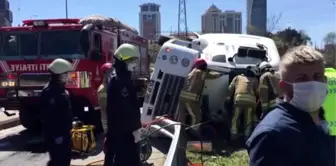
[323,32,336,67]
[271,28,312,56]
[148,43,161,63]
[323,32,336,45]
[246,13,282,37]
[267,13,282,33]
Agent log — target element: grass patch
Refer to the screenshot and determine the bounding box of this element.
[187,150,249,166]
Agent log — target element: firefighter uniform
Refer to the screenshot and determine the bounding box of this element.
[274,71,283,98]
[98,84,107,132]
[177,66,220,126]
[104,44,142,166]
[258,62,279,117]
[98,63,112,134]
[41,59,73,166]
[227,71,259,140]
[258,71,279,119]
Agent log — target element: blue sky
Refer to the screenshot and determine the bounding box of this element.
[10,0,335,45]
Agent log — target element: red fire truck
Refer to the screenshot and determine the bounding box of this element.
[0,18,150,131]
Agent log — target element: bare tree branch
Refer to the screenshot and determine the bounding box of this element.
[267,13,282,32]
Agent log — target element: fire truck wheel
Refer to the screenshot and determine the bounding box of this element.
[19,107,42,133]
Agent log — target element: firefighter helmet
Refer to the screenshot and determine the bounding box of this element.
[100,63,112,74]
[48,58,73,74]
[259,61,272,71]
[114,43,140,62]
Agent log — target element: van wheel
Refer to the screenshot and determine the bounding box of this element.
[19,106,42,133]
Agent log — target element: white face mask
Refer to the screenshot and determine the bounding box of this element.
[127,62,137,71]
[59,73,70,83]
[289,81,327,112]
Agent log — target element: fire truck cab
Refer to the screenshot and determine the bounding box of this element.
[0,18,149,132]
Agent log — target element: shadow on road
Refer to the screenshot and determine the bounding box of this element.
[0,129,104,159]
[0,129,47,153]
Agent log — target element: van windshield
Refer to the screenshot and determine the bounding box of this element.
[2,32,38,60]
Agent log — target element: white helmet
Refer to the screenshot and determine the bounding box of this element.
[259,61,272,71]
[114,43,140,62]
[48,58,74,74]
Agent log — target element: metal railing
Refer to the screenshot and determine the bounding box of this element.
[148,118,188,166]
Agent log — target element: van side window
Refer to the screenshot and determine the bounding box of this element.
[93,33,102,51]
[212,54,226,62]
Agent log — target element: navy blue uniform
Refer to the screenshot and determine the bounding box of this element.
[41,79,73,166]
[104,71,142,166]
[246,101,334,166]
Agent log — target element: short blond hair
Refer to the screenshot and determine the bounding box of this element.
[279,45,325,79]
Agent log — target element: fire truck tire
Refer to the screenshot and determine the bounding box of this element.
[19,107,42,133]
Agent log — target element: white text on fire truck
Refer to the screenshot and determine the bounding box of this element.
[10,64,50,72]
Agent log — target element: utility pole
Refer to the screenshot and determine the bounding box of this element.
[65,0,68,18]
[177,0,188,37]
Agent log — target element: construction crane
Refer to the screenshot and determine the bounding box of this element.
[177,0,188,37]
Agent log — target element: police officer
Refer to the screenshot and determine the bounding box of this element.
[41,58,73,166]
[177,59,220,126]
[226,68,259,140]
[98,63,112,134]
[258,62,279,118]
[104,43,142,166]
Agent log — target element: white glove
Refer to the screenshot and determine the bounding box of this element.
[132,129,142,143]
[54,136,63,145]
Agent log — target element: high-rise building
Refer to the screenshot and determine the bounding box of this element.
[246,0,267,36]
[0,0,12,27]
[139,3,161,41]
[201,5,242,34]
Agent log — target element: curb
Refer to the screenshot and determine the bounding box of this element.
[0,117,20,130]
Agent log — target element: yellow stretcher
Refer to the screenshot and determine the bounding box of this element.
[71,125,97,154]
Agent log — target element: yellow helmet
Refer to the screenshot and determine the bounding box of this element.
[48,58,74,74]
[114,43,140,62]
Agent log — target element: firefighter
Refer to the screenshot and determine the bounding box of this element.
[104,43,142,166]
[98,63,112,134]
[176,59,221,126]
[226,67,259,141]
[258,61,279,118]
[274,71,283,98]
[40,58,73,166]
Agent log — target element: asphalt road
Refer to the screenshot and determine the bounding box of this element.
[0,125,49,166]
[0,125,169,166]
[0,125,107,166]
